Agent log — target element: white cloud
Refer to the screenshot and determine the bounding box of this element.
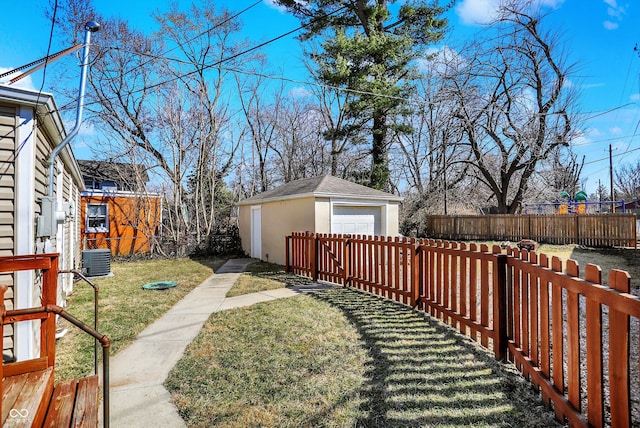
[455,0,501,25]
[571,128,602,147]
[603,20,619,30]
[63,120,97,140]
[581,82,606,89]
[610,126,624,135]
[263,0,287,13]
[630,93,640,101]
[0,67,36,90]
[455,0,564,25]
[418,46,466,74]
[72,139,89,151]
[78,121,96,137]
[263,0,306,13]
[587,128,603,138]
[289,86,312,98]
[570,133,592,147]
[602,0,627,30]
[540,0,565,6]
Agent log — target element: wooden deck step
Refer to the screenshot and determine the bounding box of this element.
[43,375,99,428]
[2,367,54,427]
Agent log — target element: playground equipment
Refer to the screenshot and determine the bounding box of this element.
[524,191,627,214]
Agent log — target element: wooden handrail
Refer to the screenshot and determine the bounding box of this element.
[5,305,111,427]
[0,254,111,427]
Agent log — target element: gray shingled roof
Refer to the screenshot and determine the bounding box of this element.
[238,175,403,204]
[78,159,148,191]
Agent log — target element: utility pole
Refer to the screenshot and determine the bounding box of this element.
[610,144,615,212]
[443,150,448,215]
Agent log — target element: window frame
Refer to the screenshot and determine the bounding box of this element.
[85,203,109,233]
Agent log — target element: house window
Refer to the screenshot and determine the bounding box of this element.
[86,204,109,233]
[100,181,118,192]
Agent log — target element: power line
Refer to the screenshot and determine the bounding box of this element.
[12,0,59,165]
[583,143,640,166]
[113,0,263,81]
[35,0,58,106]
[30,3,640,152]
[52,4,349,115]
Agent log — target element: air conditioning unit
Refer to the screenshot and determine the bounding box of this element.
[82,249,111,277]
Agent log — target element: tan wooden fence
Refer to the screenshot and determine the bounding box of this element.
[424,214,637,247]
[286,232,640,427]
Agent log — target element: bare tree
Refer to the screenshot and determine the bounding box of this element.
[53,0,249,255]
[155,2,242,250]
[235,71,281,194]
[615,160,640,200]
[532,148,584,201]
[446,2,579,213]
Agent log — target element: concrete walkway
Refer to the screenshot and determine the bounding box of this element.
[108,258,330,427]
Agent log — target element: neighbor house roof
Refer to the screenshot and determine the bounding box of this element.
[238,175,403,205]
[78,159,149,192]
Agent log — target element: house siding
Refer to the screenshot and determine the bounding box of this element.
[0,104,15,360]
[35,132,50,246]
[0,90,85,360]
[80,193,161,256]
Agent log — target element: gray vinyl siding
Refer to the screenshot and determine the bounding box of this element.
[0,104,16,360]
[0,89,84,362]
[35,132,49,219]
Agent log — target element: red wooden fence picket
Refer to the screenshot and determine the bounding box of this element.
[286,233,640,427]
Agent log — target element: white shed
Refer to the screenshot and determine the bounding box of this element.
[238,175,403,265]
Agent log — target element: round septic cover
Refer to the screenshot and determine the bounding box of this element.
[142,281,177,290]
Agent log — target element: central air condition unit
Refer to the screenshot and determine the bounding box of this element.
[82,249,111,277]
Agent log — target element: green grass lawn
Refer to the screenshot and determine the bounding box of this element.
[55,248,638,426]
[55,256,225,382]
[166,287,561,427]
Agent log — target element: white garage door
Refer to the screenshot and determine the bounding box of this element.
[332,206,381,235]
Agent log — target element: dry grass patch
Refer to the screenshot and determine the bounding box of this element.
[56,256,225,382]
[226,261,315,297]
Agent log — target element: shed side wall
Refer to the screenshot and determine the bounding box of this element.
[239,196,316,265]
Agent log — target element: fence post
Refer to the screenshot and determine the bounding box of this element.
[285,236,291,273]
[309,232,318,281]
[494,253,508,361]
[411,242,421,307]
[343,236,351,287]
[633,214,637,249]
[609,269,631,427]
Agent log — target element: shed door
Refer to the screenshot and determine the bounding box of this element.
[331,206,380,235]
[250,206,262,259]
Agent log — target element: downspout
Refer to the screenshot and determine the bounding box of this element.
[37,21,100,240]
[47,21,100,198]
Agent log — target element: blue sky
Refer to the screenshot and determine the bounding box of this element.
[1,0,639,196]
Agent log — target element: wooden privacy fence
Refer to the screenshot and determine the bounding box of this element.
[424,214,637,248]
[286,232,640,427]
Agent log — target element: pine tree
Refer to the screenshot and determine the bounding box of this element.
[277,0,448,190]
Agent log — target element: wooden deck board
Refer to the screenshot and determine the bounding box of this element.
[2,371,29,422]
[2,367,54,427]
[72,375,99,427]
[43,379,78,427]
